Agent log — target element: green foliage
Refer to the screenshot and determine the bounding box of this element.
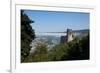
[48,44,69,61]
[21,10,35,62]
[64,34,89,60]
[79,34,89,59]
[33,43,48,62]
[25,43,48,62]
[48,34,89,61]
[24,34,89,62]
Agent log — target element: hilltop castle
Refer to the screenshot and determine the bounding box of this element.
[60,29,89,43]
[60,29,74,43]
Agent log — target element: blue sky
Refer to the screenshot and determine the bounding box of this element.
[23,10,89,35]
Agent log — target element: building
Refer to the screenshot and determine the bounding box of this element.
[60,36,67,43]
[60,29,75,43]
[60,28,89,43]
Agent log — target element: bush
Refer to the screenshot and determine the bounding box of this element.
[48,34,89,61]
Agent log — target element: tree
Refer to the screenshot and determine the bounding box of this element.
[62,34,89,60]
[21,10,35,62]
[48,34,89,61]
[29,42,48,62]
[48,44,69,61]
[79,34,89,59]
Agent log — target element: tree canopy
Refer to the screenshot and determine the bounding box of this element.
[21,10,35,62]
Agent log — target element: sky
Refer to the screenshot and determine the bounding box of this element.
[23,10,89,36]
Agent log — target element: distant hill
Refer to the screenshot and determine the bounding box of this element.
[30,35,60,54]
[73,29,89,38]
[73,29,89,33]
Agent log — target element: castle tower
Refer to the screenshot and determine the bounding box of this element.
[66,29,74,42]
